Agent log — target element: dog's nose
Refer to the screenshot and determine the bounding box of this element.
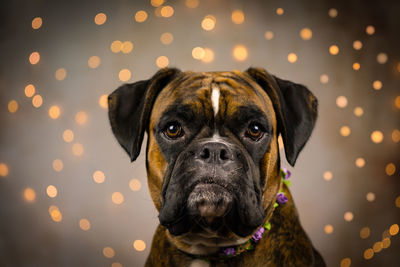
[197,142,233,164]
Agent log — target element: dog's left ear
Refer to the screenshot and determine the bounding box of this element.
[245,67,318,166]
[108,68,181,162]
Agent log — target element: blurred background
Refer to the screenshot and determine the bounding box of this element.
[0,0,399,266]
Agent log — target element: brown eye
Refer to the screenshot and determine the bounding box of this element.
[246,123,264,140]
[165,122,183,139]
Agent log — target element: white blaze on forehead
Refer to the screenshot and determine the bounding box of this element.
[211,85,220,116]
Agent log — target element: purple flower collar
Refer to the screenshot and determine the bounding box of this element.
[200,168,291,262]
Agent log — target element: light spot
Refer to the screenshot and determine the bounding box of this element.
[129,179,142,191]
[46,185,57,198]
[8,100,18,113]
[192,47,205,60]
[79,218,91,231]
[201,48,215,63]
[276,8,284,15]
[340,126,351,137]
[119,69,131,82]
[355,158,365,168]
[75,111,88,125]
[201,15,216,31]
[103,247,115,258]
[264,31,274,40]
[62,129,74,143]
[336,96,348,108]
[352,62,360,70]
[111,263,123,267]
[121,41,133,54]
[160,32,173,45]
[395,196,400,208]
[353,40,362,50]
[344,212,354,222]
[112,192,124,204]
[72,143,84,156]
[353,107,364,117]
[48,105,61,119]
[49,205,62,222]
[385,163,396,176]
[372,80,382,90]
[151,0,164,7]
[160,6,174,18]
[363,248,374,260]
[372,242,383,253]
[382,238,391,249]
[156,56,169,68]
[110,40,122,53]
[133,240,146,251]
[370,131,383,143]
[32,17,43,30]
[377,53,388,64]
[93,170,105,183]
[340,258,351,267]
[29,52,40,65]
[287,53,297,63]
[395,96,400,109]
[233,45,248,61]
[324,224,333,234]
[135,10,148,23]
[366,192,375,202]
[366,25,375,35]
[320,74,329,84]
[211,86,220,116]
[32,95,43,108]
[300,28,312,40]
[328,8,338,18]
[329,45,339,55]
[360,227,370,239]
[24,84,36,97]
[0,163,9,177]
[24,188,36,203]
[88,56,101,69]
[231,10,244,24]
[185,0,199,8]
[94,13,107,25]
[323,171,333,181]
[99,94,108,109]
[52,159,63,172]
[55,68,67,81]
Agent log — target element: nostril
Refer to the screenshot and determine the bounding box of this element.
[200,148,210,159]
[220,149,229,161]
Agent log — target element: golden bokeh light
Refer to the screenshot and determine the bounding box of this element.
[79,218,91,231]
[154,6,163,17]
[121,41,133,54]
[111,40,122,53]
[382,229,390,239]
[46,185,58,198]
[88,56,101,69]
[192,47,205,60]
[392,129,400,143]
[320,74,329,84]
[62,129,74,143]
[156,56,169,68]
[8,100,18,113]
[329,45,339,55]
[72,143,84,156]
[372,80,382,90]
[161,6,174,18]
[55,68,67,81]
[353,107,364,117]
[370,130,383,143]
[103,247,115,258]
[99,94,108,109]
[264,31,274,40]
[135,10,148,23]
[366,25,375,35]
[287,53,298,63]
[201,15,216,31]
[151,0,164,7]
[363,248,374,260]
[328,8,338,18]
[94,13,107,25]
[129,179,142,191]
[112,192,124,205]
[396,196,400,208]
[233,45,248,61]
[48,205,62,222]
[344,212,354,222]
[25,84,36,97]
[0,163,9,177]
[133,240,146,251]
[201,48,215,63]
[340,258,351,267]
[32,17,43,30]
[376,52,388,64]
[111,263,123,267]
[340,126,351,137]
[395,96,400,109]
[32,94,43,108]
[385,163,396,176]
[160,32,173,45]
[93,170,105,183]
[366,192,375,202]
[300,28,312,40]
[372,242,383,253]
[382,238,391,249]
[323,171,333,181]
[336,96,348,108]
[353,40,362,50]
[355,158,365,168]
[352,62,360,70]
[324,224,333,234]
[48,105,61,119]
[29,51,40,65]
[24,188,36,203]
[360,227,370,239]
[52,159,64,172]
[276,8,284,15]
[231,10,245,24]
[75,111,88,125]
[119,69,132,82]
[185,0,199,8]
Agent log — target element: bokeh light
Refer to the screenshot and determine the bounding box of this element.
[201,15,216,31]
[264,31,274,40]
[336,96,348,108]
[8,100,18,113]
[366,25,375,35]
[276,8,284,15]
[121,41,133,54]
[352,62,360,70]
[360,227,371,239]
[0,163,9,177]
[32,17,42,30]
[370,131,383,143]
[99,94,108,109]
[344,212,354,222]
[24,188,36,203]
[366,192,375,202]
[129,179,142,191]
[151,0,164,7]
[300,28,312,40]
[372,80,382,90]
[231,10,245,24]
[79,218,91,231]
[119,69,132,81]
[385,163,396,176]
[135,11,148,23]
[72,143,84,156]
[160,32,173,45]
[185,0,199,8]
[323,171,333,181]
[355,158,365,168]
[324,224,334,234]
[328,8,338,18]
[32,94,43,108]
[29,52,40,64]
[377,52,388,64]
[192,47,205,60]
[62,129,74,143]
[353,40,362,50]
[353,107,364,117]
[52,159,63,172]
[233,45,248,61]
[160,6,174,18]
[48,105,61,119]
[329,45,339,55]
[340,126,351,137]
[75,111,88,125]
[55,68,67,81]
[93,170,105,183]
[111,40,122,53]
[287,53,298,63]
[340,258,351,267]
[363,248,374,260]
[112,192,124,205]
[103,247,115,258]
[24,84,36,97]
[46,185,58,198]
[94,13,107,25]
[320,74,329,84]
[201,48,215,63]
[88,56,101,69]
[156,56,169,68]
[133,240,146,251]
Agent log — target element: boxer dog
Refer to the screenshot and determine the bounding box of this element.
[108,68,325,266]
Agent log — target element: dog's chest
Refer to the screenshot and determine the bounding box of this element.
[189,259,210,267]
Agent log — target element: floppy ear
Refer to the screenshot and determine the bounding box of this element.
[108,68,181,162]
[245,67,318,166]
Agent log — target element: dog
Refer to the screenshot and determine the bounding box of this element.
[107,67,325,266]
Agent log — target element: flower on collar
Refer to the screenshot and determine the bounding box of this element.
[276,192,288,205]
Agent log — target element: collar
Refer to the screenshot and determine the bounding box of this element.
[186,168,291,263]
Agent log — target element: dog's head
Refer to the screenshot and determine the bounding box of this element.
[108,68,317,252]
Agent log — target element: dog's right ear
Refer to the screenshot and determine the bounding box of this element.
[108,68,181,162]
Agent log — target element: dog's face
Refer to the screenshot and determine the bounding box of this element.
[108,68,317,252]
